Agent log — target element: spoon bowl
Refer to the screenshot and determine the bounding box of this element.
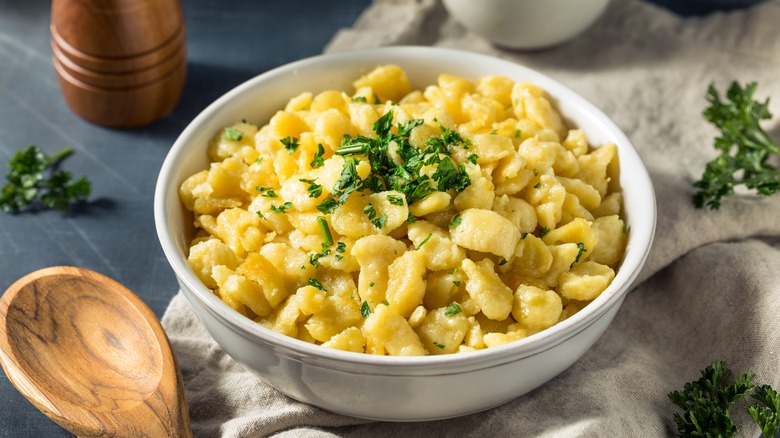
[0,266,190,437]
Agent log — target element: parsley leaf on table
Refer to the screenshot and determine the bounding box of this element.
[0,145,91,213]
[668,360,780,438]
[693,81,780,209]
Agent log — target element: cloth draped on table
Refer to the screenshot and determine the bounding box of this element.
[162,0,780,436]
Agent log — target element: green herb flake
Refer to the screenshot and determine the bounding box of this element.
[280,136,300,155]
[317,216,333,249]
[270,202,293,214]
[261,189,278,198]
[369,282,375,287]
[372,214,387,229]
[307,278,326,291]
[381,300,389,306]
[540,227,550,237]
[453,280,461,287]
[387,194,405,206]
[467,153,479,165]
[433,341,446,349]
[352,96,368,103]
[498,259,508,266]
[360,301,371,318]
[407,212,417,223]
[256,211,265,220]
[308,248,331,268]
[310,143,326,168]
[533,182,542,189]
[300,178,323,198]
[415,233,433,250]
[515,129,522,138]
[445,303,462,317]
[316,198,339,214]
[224,127,243,141]
[449,214,462,227]
[521,232,529,239]
[572,242,587,267]
[363,203,377,219]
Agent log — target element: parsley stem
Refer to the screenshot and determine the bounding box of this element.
[318,216,333,248]
[336,143,365,155]
[44,147,73,168]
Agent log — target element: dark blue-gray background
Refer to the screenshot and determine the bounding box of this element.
[0,0,762,436]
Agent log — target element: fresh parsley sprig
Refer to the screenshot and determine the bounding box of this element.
[668,360,779,438]
[0,146,91,213]
[693,81,780,209]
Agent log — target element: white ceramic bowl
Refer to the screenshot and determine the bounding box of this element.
[154,46,655,421]
[442,0,612,50]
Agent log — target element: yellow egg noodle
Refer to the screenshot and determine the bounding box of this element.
[180,65,627,356]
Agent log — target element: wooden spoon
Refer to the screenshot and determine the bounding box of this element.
[0,266,191,437]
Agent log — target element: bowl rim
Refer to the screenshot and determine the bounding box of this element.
[154,45,656,369]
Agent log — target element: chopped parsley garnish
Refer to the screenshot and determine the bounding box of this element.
[433,341,446,349]
[533,182,542,189]
[360,301,371,318]
[256,211,265,220]
[335,242,346,253]
[381,299,389,306]
[300,178,323,198]
[387,194,405,206]
[515,129,522,138]
[316,198,339,214]
[372,214,387,229]
[415,233,433,250]
[224,127,243,141]
[467,153,479,165]
[453,280,461,287]
[269,202,293,214]
[369,282,375,287]
[352,96,368,103]
[261,188,278,198]
[449,214,462,227]
[445,303,462,317]
[308,248,330,268]
[521,232,529,239]
[498,259,508,266]
[280,136,300,154]
[317,216,333,249]
[431,157,470,192]
[572,242,587,267]
[307,278,326,291]
[407,212,417,223]
[310,143,326,168]
[320,109,473,213]
[0,146,91,213]
[363,202,387,229]
[540,227,550,237]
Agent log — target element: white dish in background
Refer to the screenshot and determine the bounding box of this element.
[154,46,655,421]
[442,0,612,49]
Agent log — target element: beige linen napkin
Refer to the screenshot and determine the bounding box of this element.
[162,0,780,436]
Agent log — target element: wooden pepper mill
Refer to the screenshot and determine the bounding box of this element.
[51,0,186,128]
